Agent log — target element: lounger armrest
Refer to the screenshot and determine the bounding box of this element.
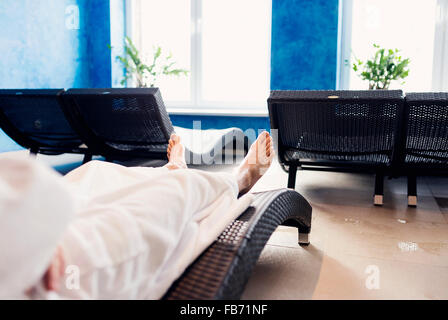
[163,188,312,300]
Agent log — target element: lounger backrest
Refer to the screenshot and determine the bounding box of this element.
[0,89,83,153]
[60,88,175,158]
[404,92,448,165]
[268,90,405,165]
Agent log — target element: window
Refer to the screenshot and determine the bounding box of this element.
[339,0,445,91]
[433,0,448,91]
[139,0,191,102]
[127,0,271,111]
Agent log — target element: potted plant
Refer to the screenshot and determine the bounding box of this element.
[114,37,189,88]
[351,44,410,90]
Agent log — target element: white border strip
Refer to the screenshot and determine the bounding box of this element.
[337,0,353,90]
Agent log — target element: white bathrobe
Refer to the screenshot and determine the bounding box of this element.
[0,158,252,300]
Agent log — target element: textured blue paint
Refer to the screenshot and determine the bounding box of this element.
[0,0,116,152]
[82,0,112,88]
[271,0,339,90]
[0,0,113,89]
[0,0,85,88]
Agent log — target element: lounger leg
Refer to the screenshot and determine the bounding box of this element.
[298,232,310,246]
[243,136,249,156]
[298,224,311,246]
[29,148,38,157]
[407,175,417,207]
[82,153,93,164]
[287,164,298,189]
[374,173,384,206]
[232,137,240,164]
[282,217,311,246]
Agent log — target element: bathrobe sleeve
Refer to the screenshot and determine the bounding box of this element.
[0,157,74,299]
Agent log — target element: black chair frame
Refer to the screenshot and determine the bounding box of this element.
[60,88,174,162]
[268,90,406,206]
[0,89,91,162]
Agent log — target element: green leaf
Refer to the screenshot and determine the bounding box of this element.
[352,43,410,89]
[113,38,189,87]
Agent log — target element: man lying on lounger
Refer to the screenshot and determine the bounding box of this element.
[0,131,274,299]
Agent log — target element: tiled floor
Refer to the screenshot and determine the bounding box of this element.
[241,160,448,300]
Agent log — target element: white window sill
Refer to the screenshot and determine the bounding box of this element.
[166,107,269,117]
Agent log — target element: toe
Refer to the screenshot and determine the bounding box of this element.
[258,131,268,141]
[265,137,272,151]
[171,134,180,143]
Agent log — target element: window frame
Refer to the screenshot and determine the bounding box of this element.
[338,0,448,91]
[432,0,448,91]
[125,0,272,114]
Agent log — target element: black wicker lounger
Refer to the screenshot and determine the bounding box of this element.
[268,90,405,206]
[402,92,448,206]
[163,188,312,300]
[60,88,250,164]
[0,89,90,161]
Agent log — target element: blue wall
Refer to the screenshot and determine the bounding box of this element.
[0,0,81,88]
[0,0,339,91]
[271,0,340,90]
[0,0,116,89]
[0,0,340,153]
[81,0,113,88]
[0,0,125,152]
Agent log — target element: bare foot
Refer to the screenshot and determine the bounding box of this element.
[234,131,274,195]
[165,134,187,170]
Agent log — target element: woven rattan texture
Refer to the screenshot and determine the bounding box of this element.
[163,189,312,300]
[67,88,174,153]
[269,90,403,164]
[269,90,403,101]
[405,93,448,164]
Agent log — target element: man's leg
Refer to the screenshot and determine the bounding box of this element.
[165,132,275,195]
[233,131,274,195]
[42,132,275,299]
